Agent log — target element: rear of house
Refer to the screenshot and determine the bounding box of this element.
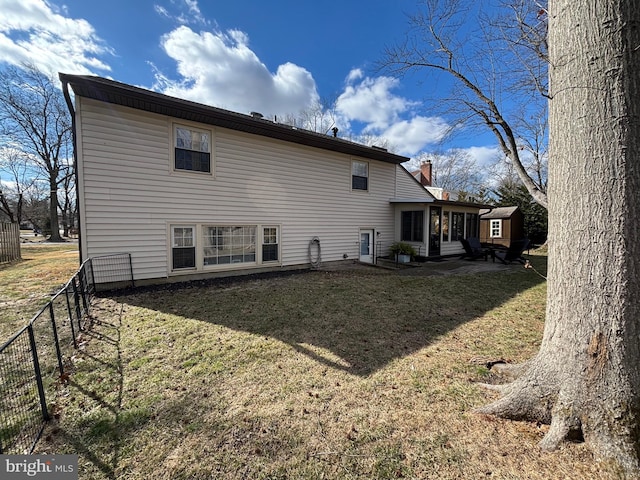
[61,74,434,284]
[401,161,486,258]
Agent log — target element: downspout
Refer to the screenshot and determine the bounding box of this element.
[61,78,83,264]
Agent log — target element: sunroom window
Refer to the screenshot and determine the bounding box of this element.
[401,211,424,242]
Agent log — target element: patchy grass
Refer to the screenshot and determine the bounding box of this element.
[31,252,619,479]
[0,243,79,338]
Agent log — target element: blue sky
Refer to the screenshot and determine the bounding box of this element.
[0,0,501,165]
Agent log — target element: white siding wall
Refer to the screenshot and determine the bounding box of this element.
[394,166,432,198]
[77,98,398,280]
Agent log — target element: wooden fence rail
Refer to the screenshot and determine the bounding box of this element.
[0,222,21,264]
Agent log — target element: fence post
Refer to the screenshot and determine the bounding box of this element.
[88,258,95,294]
[64,287,78,348]
[71,277,83,331]
[77,267,89,317]
[27,325,50,422]
[128,254,135,288]
[48,303,65,376]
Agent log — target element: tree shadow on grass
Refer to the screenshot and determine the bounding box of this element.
[119,258,547,377]
[37,311,131,479]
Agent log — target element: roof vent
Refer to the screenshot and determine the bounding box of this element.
[250,111,264,119]
[371,145,387,152]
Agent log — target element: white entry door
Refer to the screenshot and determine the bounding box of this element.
[359,229,374,264]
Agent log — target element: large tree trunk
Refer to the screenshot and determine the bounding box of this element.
[48,182,63,242]
[477,0,640,475]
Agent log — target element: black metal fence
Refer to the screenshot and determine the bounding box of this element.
[0,253,133,454]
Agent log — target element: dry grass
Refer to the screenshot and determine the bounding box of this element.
[31,253,621,479]
[0,243,79,338]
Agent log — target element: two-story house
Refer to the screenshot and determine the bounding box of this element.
[61,74,452,284]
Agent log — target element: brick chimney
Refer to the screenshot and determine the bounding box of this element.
[419,161,432,186]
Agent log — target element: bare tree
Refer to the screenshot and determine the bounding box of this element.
[0,64,72,241]
[414,149,482,196]
[282,98,393,151]
[478,0,640,475]
[281,97,338,135]
[0,149,27,223]
[382,0,548,208]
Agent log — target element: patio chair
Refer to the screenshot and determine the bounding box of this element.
[493,238,531,264]
[460,237,488,261]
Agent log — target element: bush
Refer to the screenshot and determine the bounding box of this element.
[389,242,418,258]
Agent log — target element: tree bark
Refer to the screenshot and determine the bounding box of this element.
[48,183,62,242]
[477,0,640,475]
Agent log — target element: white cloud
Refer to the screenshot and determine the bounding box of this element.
[336,72,414,130]
[0,0,112,76]
[155,26,319,117]
[463,145,502,167]
[335,69,450,155]
[155,0,209,26]
[381,116,450,157]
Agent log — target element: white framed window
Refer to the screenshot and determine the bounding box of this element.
[172,226,196,269]
[203,226,256,266]
[169,223,282,273]
[490,219,502,238]
[174,124,212,173]
[262,226,279,262]
[351,160,369,191]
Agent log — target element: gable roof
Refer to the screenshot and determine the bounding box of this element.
[389,165,436,203]
[480,206,520,219]
[59,73,410,165]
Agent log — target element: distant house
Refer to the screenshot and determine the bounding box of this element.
[479,206,525,247]
[60,74,490,284]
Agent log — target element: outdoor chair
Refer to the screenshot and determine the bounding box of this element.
[493,238,531,264]
[460,237,488,261]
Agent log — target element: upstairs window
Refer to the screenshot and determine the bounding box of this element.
[352,160,369,191]
[175,125,211,173]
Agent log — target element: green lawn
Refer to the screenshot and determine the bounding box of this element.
[27,253,619,479]
[0,243,79,338]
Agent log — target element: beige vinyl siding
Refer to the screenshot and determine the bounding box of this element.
[77,98,397,280]
[390,166,433,256]
[394,166,433,199]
